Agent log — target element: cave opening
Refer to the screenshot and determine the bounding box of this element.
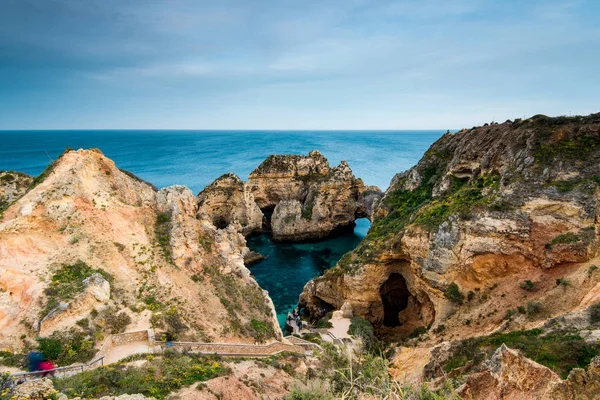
[379,273,410,327]
[261,205,276,232]
[214,217,229,230]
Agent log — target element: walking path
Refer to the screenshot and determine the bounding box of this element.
[8,329,312,382]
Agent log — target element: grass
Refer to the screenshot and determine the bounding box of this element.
[442,328,600,379]
[53,351,223,399]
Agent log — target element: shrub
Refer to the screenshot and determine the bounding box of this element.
[547,232,581,248]
[105,312,132,334]
[588,265,598,276]
[467,291,476,301]
[445,283,464,305]
[36,329,96,365]
[520,280,535,291]
[244,319,275,343]
[590,302,600,324]
[556,278,569,287]
[409,326,428,338]
[517,306,526,314]
[527,301,543,316]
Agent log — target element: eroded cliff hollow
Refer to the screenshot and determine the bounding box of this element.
[0,149,279,354]
[198,150,383,241]
[300,113,600,341]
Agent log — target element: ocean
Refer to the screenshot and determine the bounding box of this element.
[0,130,442,328]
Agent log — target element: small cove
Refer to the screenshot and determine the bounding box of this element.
[247,218,370,329]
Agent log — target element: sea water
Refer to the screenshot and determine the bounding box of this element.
[0,130,442,327]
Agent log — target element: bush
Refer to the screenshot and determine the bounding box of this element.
[590,302,600,324]
[409,326,428,338]
[467,291,476,301]
[556,278,569,287]
[520,280,535,291]
[445,283,464,305]
[588,265,598,276]
[547,232,581,248]
[36,329,96,365]
[105,312,132,334]
[527,301,543,316]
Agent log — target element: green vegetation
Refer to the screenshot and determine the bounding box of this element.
[551,178,585,193]
[369,162,501,243]
[286,342,459,400]
[37,329,97,365]
[155,212,174,264]
[198,236,213,252]
[547,232,581,248]
[519,280,535,291]
[41,260,113,318]
[413,174,500,230]
[314,312,333,329]
[301,193,316,220]
[204,265,276,342]
[348,317,380,353]
[0,351,26,368]
[105,312,132,334]
[444,283,464,305]
[534,134,600,165]
[409,326,428,338]
[589,302,600,324]
[442,329,600,379]
[53,351,223,399]
[118,168,158,191]
[526,301,543,316]
[556,278,569,287]
[29,149,72,189]
[588,265,598,276]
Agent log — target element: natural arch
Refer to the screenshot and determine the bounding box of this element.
[379,273,410,327]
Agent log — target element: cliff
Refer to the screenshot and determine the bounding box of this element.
[300,113,600,339]
[198,150,383,241]
[0,149,279,354]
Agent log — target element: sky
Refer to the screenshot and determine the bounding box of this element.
[0,0,599,130]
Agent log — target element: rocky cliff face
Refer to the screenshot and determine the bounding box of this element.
[249,151,382,240]
[0,149,279,352]
[0,170,32,215]
[301,113,600,340]
[197,150,382,241]
[197,173,263,235]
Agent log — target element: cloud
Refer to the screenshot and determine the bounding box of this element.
[0,0,599,129]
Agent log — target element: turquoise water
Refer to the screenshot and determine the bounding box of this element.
[0,130,441,326]
[247,219,371,329]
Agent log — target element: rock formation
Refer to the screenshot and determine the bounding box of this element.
[0,170,32,214]
[0,149,280,352]
[301,113,600,339]
[197,173,263,235]
[197,150,382,241]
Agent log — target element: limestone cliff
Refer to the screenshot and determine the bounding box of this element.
[0,170,32,215]
[0,149,279,352]
[196,173,263,235]
[301,113,600,340]
[197,151,382,241]
[248,151,382,241]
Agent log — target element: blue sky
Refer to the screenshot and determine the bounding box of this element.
[1,0,599,129]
